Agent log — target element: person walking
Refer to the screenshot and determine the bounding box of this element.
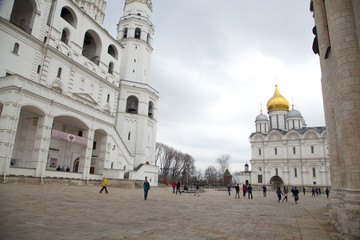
[99,177,108,194]
[293,187,299,204]
[235,184,240,199]
[325,187,330,198]
[165,181,169,190]
[276,187,282,203]
[172,182,176,193]
[194,182,200,197]
[302,186,306,196]
[282,187,288,202]
[143,176,150,200]
[247,184,253,199]
[312,187,316,197]
[262,185,267,197]
[227,185,231,196]
[176,181,181,194]
[242,184,246,197]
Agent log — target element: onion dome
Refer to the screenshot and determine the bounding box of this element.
[287,105,302,118]
[255,110,268,121]
[266,85,289,112]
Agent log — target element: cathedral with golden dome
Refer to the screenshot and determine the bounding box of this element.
[236,86,330,190]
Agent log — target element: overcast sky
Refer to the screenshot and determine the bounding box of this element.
[103,0,325,173]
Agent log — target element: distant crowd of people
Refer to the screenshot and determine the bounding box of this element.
[98,177,331,203]
[56,165,70,172]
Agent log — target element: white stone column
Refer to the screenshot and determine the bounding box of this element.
[312,0,360,238]
[95,134,108,175]
[0,97,21,177]
[34,114,53,178]
[82,128,94,180]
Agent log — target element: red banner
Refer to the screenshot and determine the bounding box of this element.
[51,129,88,147]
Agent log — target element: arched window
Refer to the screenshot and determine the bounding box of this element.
[126,96,138,114]
[107,45,118,59]
[61,28,70,44]
[108,62,114,74]
[147,33,150,43]
[294,168,297,177]
[82,30,102,65]
[123,28,128,38]
[148,101,153,118]
[10,0,36,34]
[312,168,316,178]
[134,28,141,39]
[274,148,278,155]
[60,7,77,28]
[12,43,20,54]
[57,67,62,78]
[107,94,110,103]
[275,168,278,176]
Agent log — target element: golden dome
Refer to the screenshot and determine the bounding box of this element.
[266,85,289,112]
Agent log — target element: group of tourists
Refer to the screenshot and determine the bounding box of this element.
[99,176,151,200]
[56,165,70,172]
[167,181,200,197]
[311,187,330,198]
[276,186,299,203]
[227,183,254,199]
[99,177,331,203]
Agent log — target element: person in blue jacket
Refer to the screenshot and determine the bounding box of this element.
[143,176,150,200]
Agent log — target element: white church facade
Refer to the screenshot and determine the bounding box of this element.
[236,86,331,190]
[0,0,159,185]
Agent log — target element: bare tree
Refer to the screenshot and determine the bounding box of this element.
[217,154,230,173]
[155,142,196,184]
[156,143,177,183]
[204,166,219,186]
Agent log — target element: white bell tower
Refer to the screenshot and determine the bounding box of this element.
[115,0,158,172]
[117,0,154,83]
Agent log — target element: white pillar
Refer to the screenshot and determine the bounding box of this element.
[82,128,94,180]
[0,97,21,177]
[34,114,53,177]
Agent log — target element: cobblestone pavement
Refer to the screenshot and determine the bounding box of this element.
[0,184,339,240]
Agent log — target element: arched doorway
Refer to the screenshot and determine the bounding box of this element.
[49,115,88,173]
[270,176,283,189]
[73,158,79,173]
[12,105,45,169]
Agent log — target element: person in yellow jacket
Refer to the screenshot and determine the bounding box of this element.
[99,177,108,193]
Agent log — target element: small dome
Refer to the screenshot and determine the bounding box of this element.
[256,113,268,121]
[266,85,289,112]
[287,106,302,118]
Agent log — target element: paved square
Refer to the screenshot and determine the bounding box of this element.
[0,184,339,240]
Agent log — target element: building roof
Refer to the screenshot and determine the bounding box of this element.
[249,126,326,137]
